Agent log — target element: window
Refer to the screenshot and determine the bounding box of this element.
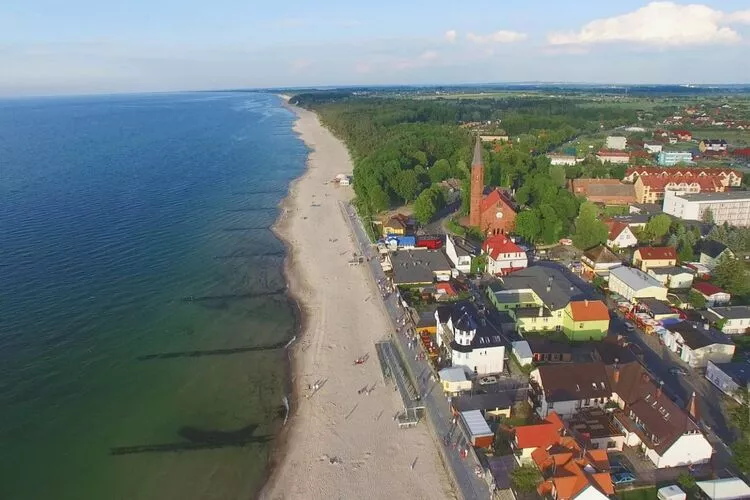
[579,323,584,328]
[549,402,554,409]
[606,441,617,449]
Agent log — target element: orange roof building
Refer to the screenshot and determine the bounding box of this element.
[563,300,611,341]
[513,412,613,500]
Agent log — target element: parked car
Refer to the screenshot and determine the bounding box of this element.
[612,472,636,485]
[624,322,635,332]
[669,367,688,376]
[478,376,498,386]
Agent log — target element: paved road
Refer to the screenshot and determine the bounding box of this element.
[342,202,491,500]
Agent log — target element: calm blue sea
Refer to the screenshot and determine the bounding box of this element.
[0,92,306,499]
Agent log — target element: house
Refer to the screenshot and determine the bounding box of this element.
[438,367,473,395]
[568,408,626,451]
[451,391,521,420]
[644,143,664,154]
[482,235,528,276]
[607,361,712,468]
[657,151,694,166]
[581,245,622,277]
[435,301,505,376]
[596,149,630,164]
[513,412,614,500]
[606,221,639,249]
[569,178,637,205]
[633,175,725,204]
[672,129,693,141]
[661,321,735,368]
[608,266,668,302]
[469,137,518,235]
[434,282,458,300]
[663,191,750,227]
[633,246,677,271]
[445,235,475,274]
[546,153,578,166]
[526,337,573,363]
[696,478,750,500]
[606,135,627,150]
[480,134,509,143]
[705,361,750,403]
[698,240,735,270]
[692,282,731,306]
[705,306,750,334]
[637,298,680,322]
[562,299,611,341]
[608,213,650,229]
[511,340,533,366]
[383,214,409,235]
[529,362,612,418]
[699,139,728,153]
[459,410,495,448]
[390,249,453,285]
[647,266,695,290]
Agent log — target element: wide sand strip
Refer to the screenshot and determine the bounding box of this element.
[263,99,451,500]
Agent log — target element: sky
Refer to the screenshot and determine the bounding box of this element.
[1,0,750,95]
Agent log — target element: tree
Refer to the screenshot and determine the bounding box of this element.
[714,255,750,297]
[572,202,608,250]
[644,214,672,242]
[549,165,566,187]
[428,159,452,184]
[413,186,445,225]
[394,170,420,203]
[510,464,542,494]
[732,439,750,474]
[678,243,695,263]
[514,210,542,243]
[688,290,707,309]
[677,472,697,493]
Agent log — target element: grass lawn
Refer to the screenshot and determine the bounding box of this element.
[616,486,656,500]
[602,205,629,217]
[688,128,750,147]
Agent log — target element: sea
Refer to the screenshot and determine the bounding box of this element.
[0,92,307,500]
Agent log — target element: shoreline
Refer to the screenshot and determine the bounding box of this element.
[261,96,450,499]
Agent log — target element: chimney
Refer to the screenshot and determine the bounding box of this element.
[538,307,543,317]
[687,391,701,422]
[585,299,589,307]
[613,363,620,384]
[546,285,551,292]
[704,323,710,330]
[656,380,664,399]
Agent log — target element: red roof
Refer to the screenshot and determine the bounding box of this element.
[671,129,692,137]
[597,149,630,157]
[435,282,457,296]
[482,235,523,260]
[514,412,564,449]
[638,175,723,193]
[606,221,630,240]
[692,281,727,297]
[568,300,610,322]
[636,246,677,260]
[480,188,515,215]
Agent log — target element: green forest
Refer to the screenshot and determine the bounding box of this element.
[292,92,641,244]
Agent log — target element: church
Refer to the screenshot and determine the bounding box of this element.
[469,137,517,235]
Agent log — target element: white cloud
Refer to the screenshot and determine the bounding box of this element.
[548,2,742,47]
[725,10,750,24]
[466,30,527,44]
[420,50,438,61]
[444,30,457,43]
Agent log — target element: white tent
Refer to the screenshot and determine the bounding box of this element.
[696,477,750,500]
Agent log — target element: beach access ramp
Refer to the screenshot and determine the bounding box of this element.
[375,340,424,427]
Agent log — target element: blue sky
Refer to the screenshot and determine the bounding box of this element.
[1,0,749,95]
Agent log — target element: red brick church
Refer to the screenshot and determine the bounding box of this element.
[469,136,517,235]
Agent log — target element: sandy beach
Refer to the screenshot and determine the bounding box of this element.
[262,98,452,500]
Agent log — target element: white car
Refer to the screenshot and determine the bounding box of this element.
[478,376,497,385]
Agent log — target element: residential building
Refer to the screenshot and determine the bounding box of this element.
[606,135,627,150]
[705,361,750,403]
[672,130,693,141]
[699,139,728,153]
[608,266,668,302]
[606,221,639,249]
[482,235,528,276]
[434,301,505,376]
[608,213,650,229]
[661,321,735,368]
[606,362,712,468]
[513,412,614,500]
[438,367,472,395]
[469,137,517,235]
[647,266,695,290]
[698,240,735,270]
[529,362,612,418]
[634,175,725,204]
[581,245,622,278]
[596,149,630,164]
[568,408,626,451]
[390,249,453,285]
[382,214,409,235]
[705,306,750,334]
[445,235,474,274]
[692,282,731,306]
[451,391,521,420]
[459,410,495,448]
[635,298,680,322]
[623,166,742,187]
[644,143,664,154]
[663,191,750,227]
[633,246,677,271]
[562,299,611,341]
[546,153,578,166]
[658,151,694,166]
[526,337,573,363]
[569,178,637,205]
[479,134,509,143]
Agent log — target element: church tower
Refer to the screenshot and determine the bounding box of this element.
[469,136,484,227]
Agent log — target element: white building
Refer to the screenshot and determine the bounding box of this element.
[529,362,612,418]
[647,266,695,290]
[706,306,750,335]
[546,153,578,166]
[696,478,750,500]
[658,151,694,166]
[435,302,505,376]
[606,222,639,249]
[705,361,750,403]
[482,235,528,276]
[606,136,627,150]
[663,190,750,227]
[698,240,735,271]
[608,266,668,302]
[644,143,664,154]
[661,321,735,369]
[445,235,474,274]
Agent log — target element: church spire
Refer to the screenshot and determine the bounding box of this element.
[472,135,483,167]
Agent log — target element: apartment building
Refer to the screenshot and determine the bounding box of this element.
[663,191,750,227]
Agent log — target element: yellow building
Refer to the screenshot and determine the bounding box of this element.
[383,215,407,236]
[562,300,610,341]
[632,247,677,271]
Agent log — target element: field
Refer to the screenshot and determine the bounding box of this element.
[616,487,656,500]
[687,128,750,146]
